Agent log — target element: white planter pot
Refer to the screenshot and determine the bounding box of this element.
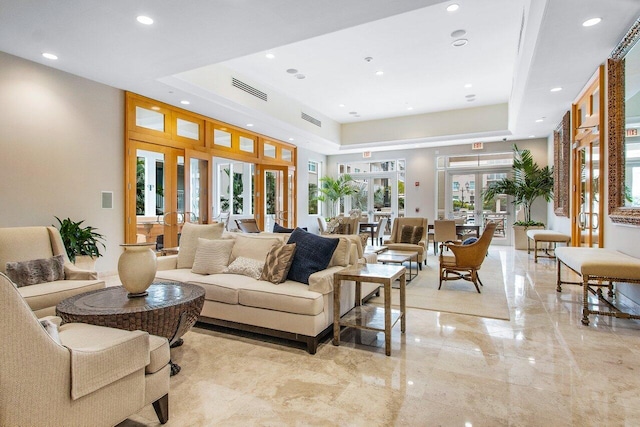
[513,225,544,250]
[118,243,157,297]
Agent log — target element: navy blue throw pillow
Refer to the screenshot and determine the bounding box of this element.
[273,222,307,233]
[286,228,339,284]
[462,237,478,245]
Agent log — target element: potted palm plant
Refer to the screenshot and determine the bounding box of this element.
[482,145,553,249]
[54,217,106,268]
[317,174,358,218]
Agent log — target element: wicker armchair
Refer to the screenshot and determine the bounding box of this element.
[438,222,496,293]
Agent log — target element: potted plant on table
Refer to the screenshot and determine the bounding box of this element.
[482,145,553,249]
[54,217,106,268]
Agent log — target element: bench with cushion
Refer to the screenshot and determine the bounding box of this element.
[526,229,571,262]
[555,247,640,325]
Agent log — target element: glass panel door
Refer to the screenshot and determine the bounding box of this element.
[448,171,511,245]
[264,169,283,233]
[185,150,210,224]
[128,142,183,249]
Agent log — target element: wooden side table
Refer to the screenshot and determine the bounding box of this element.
[333,264,406,356]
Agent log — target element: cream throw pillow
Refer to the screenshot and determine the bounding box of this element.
[326,236,350,267]
[191,238,234,274]
[230,234,282,262]
[177,222,225,269]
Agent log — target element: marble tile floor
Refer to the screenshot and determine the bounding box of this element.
[118,246,640,426]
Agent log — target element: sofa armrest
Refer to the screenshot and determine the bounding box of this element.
[308,265,345,294]
[60,325,150,400]
[157,255,178,271]
[64,263,98,280]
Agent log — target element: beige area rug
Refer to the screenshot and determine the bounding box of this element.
[367,253,510,321]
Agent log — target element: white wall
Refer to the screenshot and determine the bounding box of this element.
[0,51,124,275]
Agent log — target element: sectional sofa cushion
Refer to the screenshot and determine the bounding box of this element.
[287,228,339,284]
[231,234,282,262]
[191,238,234,274]
[6,254,65,287]
[177,222,225,269]
[260,242,297,284]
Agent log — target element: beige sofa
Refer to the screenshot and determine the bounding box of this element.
[0,226,105,316]
[1,272,171,426]
[156,230,378,354]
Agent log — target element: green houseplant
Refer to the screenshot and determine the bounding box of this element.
[54,217,106,264]
[482,145,553,248]
[317,174,358,218]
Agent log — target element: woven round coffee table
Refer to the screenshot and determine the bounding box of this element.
[56,281,205,375]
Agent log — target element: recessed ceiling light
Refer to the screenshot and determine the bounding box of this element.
[464,83,472,88]
[407,106,413,111]
[286,68,298,74]
[529,135,536,138]
[180,100,190,105]
[451,29,466,38]
[452,39,468,47]
[447,4,459,12]
[295,74,306,79]
[246,123,254,127]
[265,53,275,59]
[136,15,154,25]
[582,18,601,27]
[550,87,563,92]
[42,52,58,60]
[289,138,294,141]
[535,118,544,123]
[375,71,384,76]
[339,104,345,107]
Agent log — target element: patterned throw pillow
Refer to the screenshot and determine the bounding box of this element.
[286,228,339,284]
[225,256,265,279]
[400,225,415,244]
[177,222,225,269]
[260,242,297,284]
[411,226,424,244]
[5,254,65,287]
[191,238,235,274]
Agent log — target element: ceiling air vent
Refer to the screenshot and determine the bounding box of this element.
[301,112,322,127]
[232,77,267,101]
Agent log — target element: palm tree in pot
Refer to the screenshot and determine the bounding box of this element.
[482,145,553,249]
[317,174,358,218]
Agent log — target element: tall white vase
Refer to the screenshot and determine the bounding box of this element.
[118,243,157,297]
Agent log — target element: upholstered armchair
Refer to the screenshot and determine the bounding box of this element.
[0,226,105,316]
[0,272,171,426]
[383,217,428,269]
[438,222,496,293]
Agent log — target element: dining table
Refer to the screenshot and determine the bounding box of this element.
[359,222,379,245]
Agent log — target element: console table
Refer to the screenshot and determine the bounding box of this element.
[333,264,406,356]
[56,281,205,375]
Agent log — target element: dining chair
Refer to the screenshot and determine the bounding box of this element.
[433,220,462,254]
[438,222,497,293]
[374,217,388,245]
[235,218,261,233]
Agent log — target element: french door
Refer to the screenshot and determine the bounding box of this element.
[446,170,511,245]
[349,172,399,226]
[262,166,295,232]
[126,141,211,247]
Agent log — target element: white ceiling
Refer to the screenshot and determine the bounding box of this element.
[0,0,639,155]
